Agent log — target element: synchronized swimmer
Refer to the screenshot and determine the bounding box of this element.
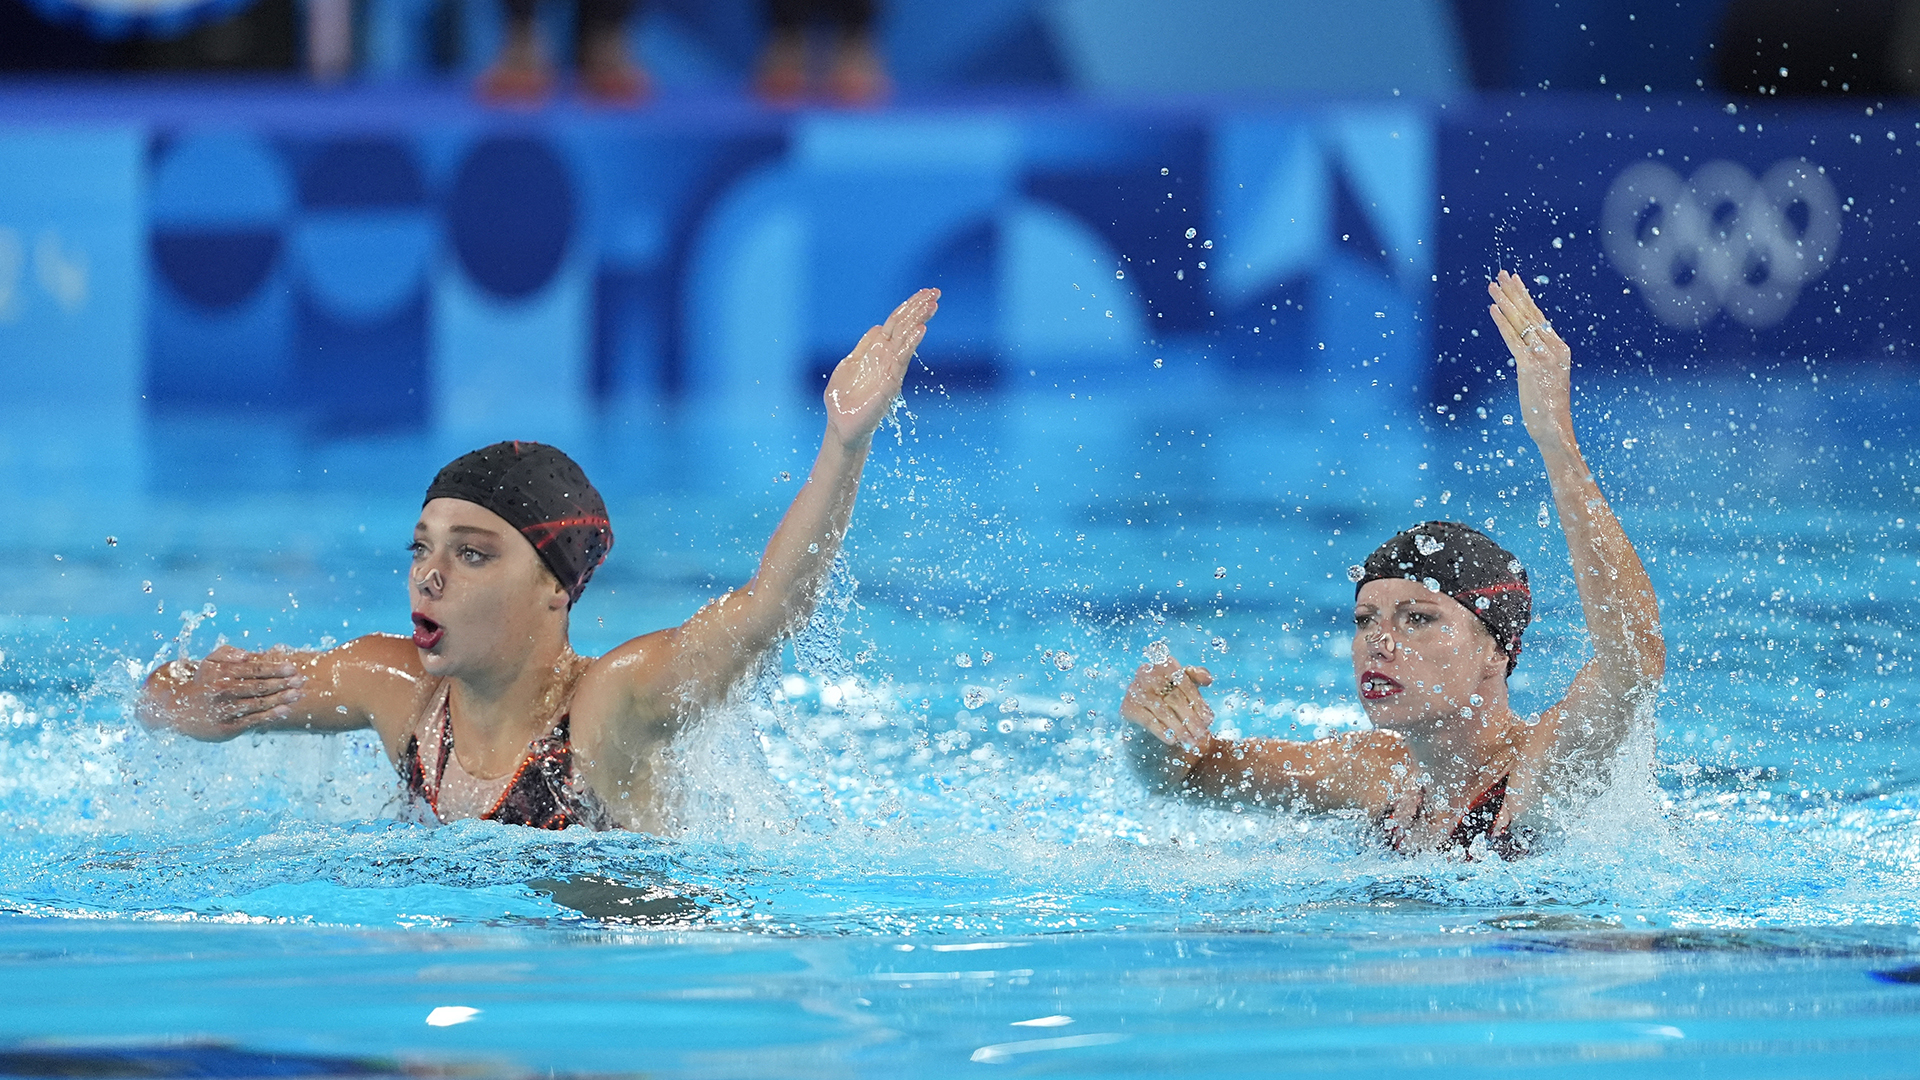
[1119,271,1665,857]
[142,289,940,831]
[140,270,1664,859]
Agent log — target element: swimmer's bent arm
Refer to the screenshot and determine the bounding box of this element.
[138,634,428,750]
[569,290,939,779]
[1118,656,1407,814]
[1164,732,1410,815]
[1488,271,1665,764]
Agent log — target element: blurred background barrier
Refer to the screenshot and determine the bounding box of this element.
[1,0,1918,444]
[22,0,1913,94]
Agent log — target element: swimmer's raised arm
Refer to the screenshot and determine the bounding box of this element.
[138,634,428,750]
[1487,270,1665,764]
[570,289,938,785]
[1118,654,1407,813]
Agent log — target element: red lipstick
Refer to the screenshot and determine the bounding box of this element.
[1360,671,1402,700]
[411,612,444,650]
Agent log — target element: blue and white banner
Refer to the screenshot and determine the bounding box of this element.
[1434,99,1920,400]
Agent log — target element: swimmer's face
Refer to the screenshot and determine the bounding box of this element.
[407,498,568,677]
[1351,577,1506,733]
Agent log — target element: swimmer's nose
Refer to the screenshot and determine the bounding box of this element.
[413,566,444,597]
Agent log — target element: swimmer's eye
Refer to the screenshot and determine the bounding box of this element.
[1353,612,1375,628]
[406,540,427,559]
[457,546,492,566]
[1407,611,1436,627]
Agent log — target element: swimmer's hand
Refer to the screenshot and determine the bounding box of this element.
[139,644,308,739]
[1487,269,1575,448]
[822,287,939,449]
[1120,656,1216,751]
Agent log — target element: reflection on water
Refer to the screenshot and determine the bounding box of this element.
[0,374,1916,936]
[3,918,1917,1075]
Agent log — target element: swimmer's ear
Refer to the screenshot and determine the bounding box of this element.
[540,566,570,611]
[1482,639,1507,680]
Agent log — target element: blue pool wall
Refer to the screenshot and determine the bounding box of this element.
[1,88,1917,456]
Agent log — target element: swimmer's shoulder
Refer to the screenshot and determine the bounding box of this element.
[305,633,436,756]
[568,629,678,734]
[1501,710,1570,827]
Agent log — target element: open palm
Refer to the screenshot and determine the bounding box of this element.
[823,288,939,448]
[1486,269,1574,445]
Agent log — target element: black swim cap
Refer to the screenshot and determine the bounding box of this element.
[1351,520,1531,674]
[423,441,613,606]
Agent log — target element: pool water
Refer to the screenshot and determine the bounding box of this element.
[2,368,1918,1075]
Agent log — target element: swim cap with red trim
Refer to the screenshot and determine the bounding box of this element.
[424,441,613,606]
[1350,520,1531,674]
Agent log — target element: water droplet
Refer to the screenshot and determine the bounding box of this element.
[1152,358,1164,368]
[1185,227,1197,239]
[954,653,973,668]
[1144,640,1171,665]
[1537,504,1551,527]
[1210,637,1228,653]
[1053,652,1075,671]
[1508,558,1525,575]
[1469,693,1484,706]
[141,580,152,593]
[1346,565,1366,583]
[997,717,1016,733]
[1421,577,1441,593]
[808,543,819,553]
[1175,269,1185,280]
[1550,237,1563,249]
[998,697,1021,714]
[981,651,994,664]
[1114,269,1125,280]
[1475,596,1490,609]
[778,471,791,482]
[1201,239,1212,249]
[1414,534,1445,556]
[1533,275,1550,285]
[1160,167,1170,175]
[202,603,217,617]
[1214,566,1227,579]
[105,536,117,547]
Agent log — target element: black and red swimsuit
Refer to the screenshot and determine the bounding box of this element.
[1386,776,1533,861]
[400,692,612,831]
[1443,775,1530,860]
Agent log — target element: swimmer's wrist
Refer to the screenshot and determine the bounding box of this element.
[826,421,874,451]
[1528,419,1581,460]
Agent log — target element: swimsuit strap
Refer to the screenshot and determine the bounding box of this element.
[433,695,455,806]
[399,682,453,818]
[1447,774,1533,860]
[1446,775,1508,851]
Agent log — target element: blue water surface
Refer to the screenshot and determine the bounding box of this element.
[1,367,1918,1075]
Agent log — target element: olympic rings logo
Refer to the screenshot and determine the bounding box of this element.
[1602,158,1841,330]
